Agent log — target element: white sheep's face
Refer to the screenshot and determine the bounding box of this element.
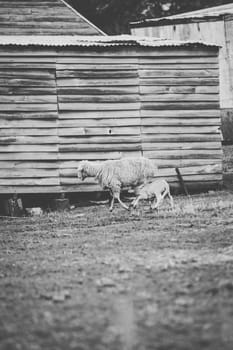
[77,161,88,181]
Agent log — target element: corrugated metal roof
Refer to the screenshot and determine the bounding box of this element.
[131,3,233,27]
[0,35,220,48]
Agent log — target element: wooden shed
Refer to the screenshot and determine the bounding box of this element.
[0,0,105,35]
[0,36,223,194]
[130,3,233,143]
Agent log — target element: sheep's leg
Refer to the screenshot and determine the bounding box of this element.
[109,189,115,212]
[108,189,113,205]
[113,192,130,211]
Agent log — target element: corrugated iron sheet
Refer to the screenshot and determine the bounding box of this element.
[131,3,233,27]
[0,35,219,48]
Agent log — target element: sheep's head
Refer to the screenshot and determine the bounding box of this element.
[77,160,89,181]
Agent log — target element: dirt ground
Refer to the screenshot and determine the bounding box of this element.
[1,191,233,350]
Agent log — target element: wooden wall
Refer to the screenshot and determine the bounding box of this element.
[0,48,60,194]
[0,46,222,194]
[0,0,103,35]
[131,18,233,110]
[138,48,222,187]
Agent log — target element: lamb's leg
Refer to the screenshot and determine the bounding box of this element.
[151,193,163,210]
[113,192,130,211]
[132,195,141,209]
[168,192,174,210]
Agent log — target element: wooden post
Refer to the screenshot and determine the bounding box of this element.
[175,167,189,196]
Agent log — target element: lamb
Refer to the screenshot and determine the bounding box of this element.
[131,179,174,211]
[77,157,158,211]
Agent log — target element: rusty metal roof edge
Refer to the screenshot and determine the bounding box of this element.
[130,14,227,27]
[0,35,220,48]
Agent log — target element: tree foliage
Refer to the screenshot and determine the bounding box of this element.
[67,0,233,34]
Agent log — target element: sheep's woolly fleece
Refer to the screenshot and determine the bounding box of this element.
[78,157,158,192]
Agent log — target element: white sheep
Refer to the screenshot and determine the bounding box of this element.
[77,157,158,211]
[131,179,174,211]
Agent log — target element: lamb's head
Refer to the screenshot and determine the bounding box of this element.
[77,160,90,181]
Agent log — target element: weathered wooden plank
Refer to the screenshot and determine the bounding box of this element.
[58,86,139,95]
[56,57,139,64]
[0,104,58,111]
[0,57,56,63]
[60,184,102,193]
[0,144,57,152]
[140,63,219,69]
[154,174,223,182]
[141,118,220,126]
[140,110,220,118]
[140,78,219,86]
[141,126,220,134]
[56,64,138,70]
[139,57,218,64]
[0,70,55,79]
[0,186,62,194]
[0,79,56,87]
[141,102,220,110]
[144,149,222,159]
[59,110,141,119]
[160,159,222,169]
[59,135,141,144]
[58,152,124,160]
[58,95,140,103]
[59,177,97,185]
[0,153,57,160]
[142,142,221,150]
[141,134,221,142]
[0,95,57,103]
[0,29,97,35]
[0,120,56,128]
[0,49,55,56]
[159,164,222,176]
[0,87,56,95]
[59,144,142,152]
[0,112,58,120]
[141,94,219,102]
[0,161,58,169]
[0,63,55,69]
[0,128,58,136]
[139,69,218,78]
[58,127,141,136]
[56,70,138,78]
[0,169,58,178]
[58,102,141,111]
[0,136,58,145]
[195,86,219,94]
[0,178,60,186]
[59,118,141,128]
[140,86,219,94]
[0,22,96,29]
[57,79,139,87]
